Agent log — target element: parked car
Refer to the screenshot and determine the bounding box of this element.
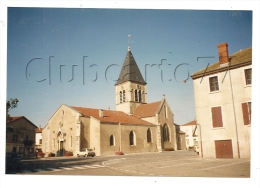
[77,148,95,157]
[194,145,199,154]
[6,152,21,170]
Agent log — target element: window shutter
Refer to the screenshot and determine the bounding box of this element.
[242,103,250,125]
[211,106,223,127]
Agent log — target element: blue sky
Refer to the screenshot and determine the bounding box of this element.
[6,8,253,127]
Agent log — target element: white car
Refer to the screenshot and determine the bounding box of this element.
[194,145,199,154]
[77,148,95,157]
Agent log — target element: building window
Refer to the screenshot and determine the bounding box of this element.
[211,106,223,127]
[134,90,138,102]
[39,139,42,144]
[129,131,136,146]
[209,76,219,92]
[164,105,168,118]
[53,138,55,149]
[147,128,152,143]
[120,91,123,103]
[12,135,18,143]
[123,90,126,102]
[163,124,170,142]
[110,135,115,146]
[242,102,251,125]
[19,147,24,153]
[70,136,72,148]
[12,147,17,152]
[245,68,252,85]
[138,90,142,102]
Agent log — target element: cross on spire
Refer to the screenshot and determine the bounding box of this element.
[128,34,131,51]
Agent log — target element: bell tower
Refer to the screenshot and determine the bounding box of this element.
[115,35,147,114]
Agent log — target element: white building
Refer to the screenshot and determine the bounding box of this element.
[180,120,198,150]
[191,42,251,158]
[35,127,43,150]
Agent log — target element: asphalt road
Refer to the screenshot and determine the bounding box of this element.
[7,150,250,177]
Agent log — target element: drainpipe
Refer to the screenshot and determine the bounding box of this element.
[119,122,121,152]
[228,63,240,158]
[197,123,203,158]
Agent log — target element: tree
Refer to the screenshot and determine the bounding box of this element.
[6,98,19,121]
[6,98,19,132]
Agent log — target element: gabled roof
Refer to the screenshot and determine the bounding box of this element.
[7,116,38,128]
[7,116,23,122]
[115,50,146,85]
[191,47,252,79]
[182,120,197,126]
[133,101,162,118]
[70,106,154,126]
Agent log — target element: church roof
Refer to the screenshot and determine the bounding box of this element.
[182,120,197,126]
[70,106,155,126]
[133,101,162,118]
[115,50,146,85]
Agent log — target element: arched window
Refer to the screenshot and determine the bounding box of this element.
[147,128,152,143]
[134,90,138,102]
[123,90,126,102]
[110,135,115,146]
[120,91,122,103]
[129,131,135,146]
[163,124,170,142]
[138,90,142,102]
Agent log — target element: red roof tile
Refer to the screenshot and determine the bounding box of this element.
[36,128,43,133]
[7,116,23,122]
[179,130,186,134]
[182,120,197,126]
[133,101,162,118]
[70,106,155,126]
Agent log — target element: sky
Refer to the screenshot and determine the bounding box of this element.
[5,8,253,127]
[1,1,259,188]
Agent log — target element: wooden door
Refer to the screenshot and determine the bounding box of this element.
[215,140,233,158]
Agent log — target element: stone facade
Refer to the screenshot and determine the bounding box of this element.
[6,116,37,157]
[42,46,177,156]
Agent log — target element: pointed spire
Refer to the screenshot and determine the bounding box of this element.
[115,36,146,85]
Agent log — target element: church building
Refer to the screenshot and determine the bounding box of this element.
[42,43,177,156]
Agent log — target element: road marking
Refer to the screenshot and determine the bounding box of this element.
[58,167,74,170]
[72,166,86,169]
[81,165,98,168]
[46,168,61,171]
[92,165,105,168]
[199,160,250,171]
[158,161,201,168]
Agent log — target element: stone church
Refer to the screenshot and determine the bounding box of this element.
[42,44,177,156]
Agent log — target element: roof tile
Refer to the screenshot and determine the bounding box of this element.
[70,106,154,126]
[133,101,162,118]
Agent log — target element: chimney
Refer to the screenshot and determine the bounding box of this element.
[217,42,229,65]
[99,109,103,118]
